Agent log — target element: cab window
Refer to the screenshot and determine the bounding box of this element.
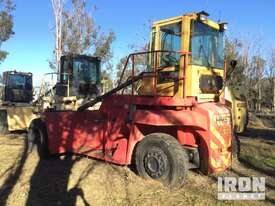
[160,22,181,67]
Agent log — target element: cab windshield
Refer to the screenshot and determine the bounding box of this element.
[72,58,100,83]
[8,74,32,90]
[62,57,100,84]
[191,20,224,69]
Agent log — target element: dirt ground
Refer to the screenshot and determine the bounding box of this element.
[0,114,274,206]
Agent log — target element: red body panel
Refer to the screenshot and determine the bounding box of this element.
[44,95,232,173]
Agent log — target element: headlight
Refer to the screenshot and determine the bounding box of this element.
[219,23,228,31]
[197,11,209,21]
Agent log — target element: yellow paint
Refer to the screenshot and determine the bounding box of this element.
[210,140,219,150]
[139,12,224,102]
[210,124,226,147]
[203,19,220,30]
[210,157,221,168]
[152,16,182,27]
[186,65,224,102]
[208,107,232,169]
[224,86,248,133]
[6,106,38,131]
[210,153,231,169]
[208,109,229,148]
[221,153,231,166]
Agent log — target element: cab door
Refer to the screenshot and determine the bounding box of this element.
[138,19,184,97]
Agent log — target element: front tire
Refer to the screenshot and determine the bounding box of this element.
[232,133,240,160]
[134,133,188,188]
[28,119,49,158]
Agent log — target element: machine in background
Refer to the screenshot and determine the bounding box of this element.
[0,71,36,133]
[37,54,101,111]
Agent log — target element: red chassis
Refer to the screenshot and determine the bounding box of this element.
[43,94,232,174]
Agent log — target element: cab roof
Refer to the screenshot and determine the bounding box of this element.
[152,12,221,30]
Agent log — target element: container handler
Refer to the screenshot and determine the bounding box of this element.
[29,12,236,188]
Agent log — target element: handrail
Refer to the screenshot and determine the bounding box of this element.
[36,72,71,104]
[77,72,146,111]
[117,50,190,87]
[118,50,190,96]
[77,50,191,111]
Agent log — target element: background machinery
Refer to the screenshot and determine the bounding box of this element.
[37,54,101,111]
[0,54,101,135]
[29,12,234,188]
[0,71,36,134]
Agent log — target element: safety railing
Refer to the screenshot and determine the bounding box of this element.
[36,72,71,102]
[77,50,191,112]
[117,50,190,97]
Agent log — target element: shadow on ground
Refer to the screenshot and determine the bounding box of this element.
[0,136,97,206]
[0,136,29,206]
[26,155,93,206]
[241,127,275,141]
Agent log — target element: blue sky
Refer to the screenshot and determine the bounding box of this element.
[1,0,275,86]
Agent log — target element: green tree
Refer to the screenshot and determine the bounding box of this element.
[0,0,15,63]
[115,19,151,86]
[50,0,115,74]
[224,38,247,85]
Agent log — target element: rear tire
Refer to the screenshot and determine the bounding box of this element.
[0,110,8,135]
[28,119,50,158]
[134,133,188,188]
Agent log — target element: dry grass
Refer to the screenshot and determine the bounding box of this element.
[0,115,274,206]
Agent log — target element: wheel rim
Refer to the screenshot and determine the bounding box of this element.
[144,148,169,179]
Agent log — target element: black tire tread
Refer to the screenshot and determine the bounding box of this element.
[0,109,8,135]
[28,119,50,158]
[135,133,188,188]
[232,133,240,161]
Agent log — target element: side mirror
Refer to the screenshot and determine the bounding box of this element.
[226,60,238,81]
[230,60,237,69]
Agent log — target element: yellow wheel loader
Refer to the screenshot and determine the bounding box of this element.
[0,71,36,134]
[0,55,102,135]
[36,54,102,112]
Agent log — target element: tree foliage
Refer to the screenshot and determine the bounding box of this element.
[224,37,275,111]
[0,0,15,63]
[225,38,245,84]
[51,0,115,73]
